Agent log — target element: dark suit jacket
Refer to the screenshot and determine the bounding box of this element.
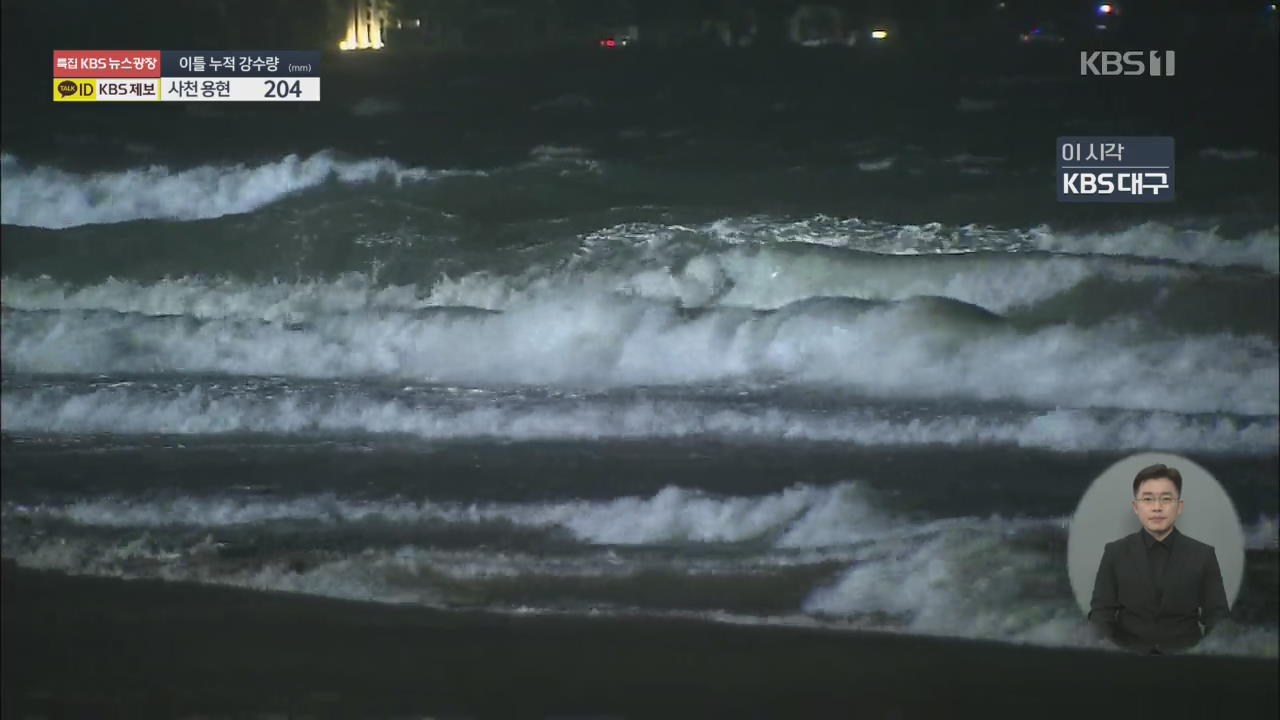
[1088,527,1230,653]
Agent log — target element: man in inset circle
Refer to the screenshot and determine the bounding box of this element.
[1088,463,1231,654]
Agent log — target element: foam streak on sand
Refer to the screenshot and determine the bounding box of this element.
[4,485,1276,657]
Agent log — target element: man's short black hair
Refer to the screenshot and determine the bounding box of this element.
[1133,463,1183,497]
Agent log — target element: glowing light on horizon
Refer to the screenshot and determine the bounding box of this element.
[339,0,388,51]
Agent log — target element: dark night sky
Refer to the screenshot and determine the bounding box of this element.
[3,1,1277,50]
[1,0,1275,103]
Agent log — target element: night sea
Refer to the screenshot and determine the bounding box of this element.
[1,3,1278,718]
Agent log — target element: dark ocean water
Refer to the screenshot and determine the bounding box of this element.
[2,47,1277,659]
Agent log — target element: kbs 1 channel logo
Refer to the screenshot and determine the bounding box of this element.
[1057,137,1175,203]
[1080,50,1176,77]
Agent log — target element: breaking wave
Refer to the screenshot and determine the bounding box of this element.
[0,152,465,228]
[3,295,1275,414]
[2,382,1275,453]
[4,486,1274,657]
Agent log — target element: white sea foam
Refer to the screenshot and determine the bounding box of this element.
[3,294,1275,414]
[531,94,594,111]
[2,482,888,546]
[5,504,1273,657]
[426,242,1176,314]
[944,153,1006,166]
[857,157,895,172]
[350,96,402,117]
[803,524,1090,646]
[701,216,1280,272]
[7,485,1279,557]
[1244,514,1280,550]
[0,152,462,228]
[1198,147,1261,161]
[957,97,1002,112]
[1029,222,1280,273]
[2,383,1275,453]
[1,274,436,323]
[3,238,1179,320]
[529,145,591,159]
[800,524,1279,656]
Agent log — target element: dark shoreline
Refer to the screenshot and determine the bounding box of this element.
[2,563,1276,719]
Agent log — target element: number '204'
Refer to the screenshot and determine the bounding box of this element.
[263,80,301,98]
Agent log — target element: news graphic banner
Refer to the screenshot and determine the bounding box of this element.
[1057,136,1174,203]
[53,50,320,102]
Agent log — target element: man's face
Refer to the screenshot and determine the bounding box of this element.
[1132,477,1183,536]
